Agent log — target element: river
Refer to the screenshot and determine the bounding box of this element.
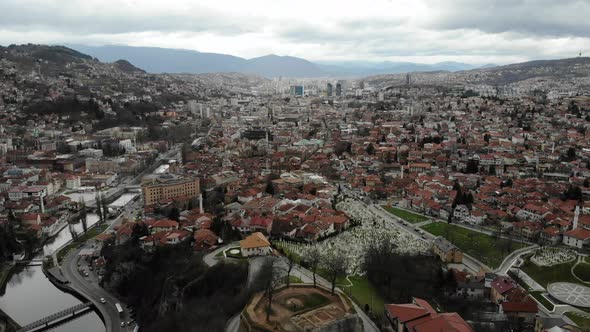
[0,213,105,332]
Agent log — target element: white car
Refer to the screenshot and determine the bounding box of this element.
[100,298,106,304]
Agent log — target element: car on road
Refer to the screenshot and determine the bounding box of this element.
[100,298,106,304]
[121,322,125,327]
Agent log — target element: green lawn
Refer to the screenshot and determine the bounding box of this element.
[288,275,303,284]
[565,312,590,328]
[336,275,386,318]
[421,222,527,269]
[223,247,245,259]
[300,293,330,310]
[573,263,590,283]
[520,260,581,287]
[529,291,555,311]
[57,224,109,263]
[382,206,429,223]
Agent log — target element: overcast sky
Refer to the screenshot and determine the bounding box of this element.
[0,0,588,65]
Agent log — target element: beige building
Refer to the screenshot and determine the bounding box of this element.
[432,236,463,263]
[142,174,200,206]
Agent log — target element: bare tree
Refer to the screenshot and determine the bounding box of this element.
[305,246,322,287]
[283,254,297,288]
[322,250,348,295]
[256,257,284,322]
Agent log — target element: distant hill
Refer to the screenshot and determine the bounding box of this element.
[113,59,146,73]
[68,44,489,77]
[67,44,245,74]
[470,56,590,84]
[243,54,325,77]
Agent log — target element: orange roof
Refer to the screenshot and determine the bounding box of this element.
[152,219,179,228]
[239,232,270,249]
[385,304,430,323]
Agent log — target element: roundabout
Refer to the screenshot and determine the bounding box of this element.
[547,282,590,307]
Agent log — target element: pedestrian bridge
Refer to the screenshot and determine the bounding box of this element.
[17,302,93,332]
[14,259,45,266]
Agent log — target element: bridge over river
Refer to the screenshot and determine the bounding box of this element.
[17,302,93,332]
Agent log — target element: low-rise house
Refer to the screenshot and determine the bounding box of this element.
[490,276,517,303]
[240,232,271,257]
[432,237,463,263]
[540,226,562,245]
[194,229,219,251]
[151,219,179,233]
[384,297,473,332]
[563,228,590,249]
[500,297,538,325]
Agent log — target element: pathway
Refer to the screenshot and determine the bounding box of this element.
[511,268,545,291]
[570,255,590,285]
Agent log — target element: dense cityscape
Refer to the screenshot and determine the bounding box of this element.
[0,3,590,332]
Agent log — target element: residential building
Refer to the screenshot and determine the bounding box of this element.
[142,174,200,206]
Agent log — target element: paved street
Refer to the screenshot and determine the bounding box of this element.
[53,147,181,332]
[62,249,131,332]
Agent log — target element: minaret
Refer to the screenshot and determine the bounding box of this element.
[573,203,581,230]
[40,194,45,213]
[199,194,204,214]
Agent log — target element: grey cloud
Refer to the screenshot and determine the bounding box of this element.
[424,0,590,37]
[0,0,263,35]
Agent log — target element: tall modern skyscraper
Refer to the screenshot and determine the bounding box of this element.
[335,82,342,97]
[327,83,333,97]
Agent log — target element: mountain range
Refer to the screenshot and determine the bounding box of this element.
[68,44,495,78]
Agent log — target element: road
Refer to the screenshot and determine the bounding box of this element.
[55,146,182,332]
[62,249,131,332]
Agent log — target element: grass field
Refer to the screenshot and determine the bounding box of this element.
[520,260,581,287]
[288,275,303,284]
[565,312,590,328]
[337,275,385,318]
[313,269,386,318]
[573,263,590,283]
[421,222,527,268]
[529,291,555,311]
[382,206,429,223]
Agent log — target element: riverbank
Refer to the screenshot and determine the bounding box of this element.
[0,265,14,293]
[0,305,21,332]
[56,224,108,264]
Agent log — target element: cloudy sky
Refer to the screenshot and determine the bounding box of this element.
[0,0,588,65]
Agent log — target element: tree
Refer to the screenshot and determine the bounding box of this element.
[265,180,275,195]
[322,251,348,295]
[465,159,479,174]
[168,207,180,221]
[256,257,284,321]
[366,143,375,155]
[283,254,297,288]
[304,246,322,287]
